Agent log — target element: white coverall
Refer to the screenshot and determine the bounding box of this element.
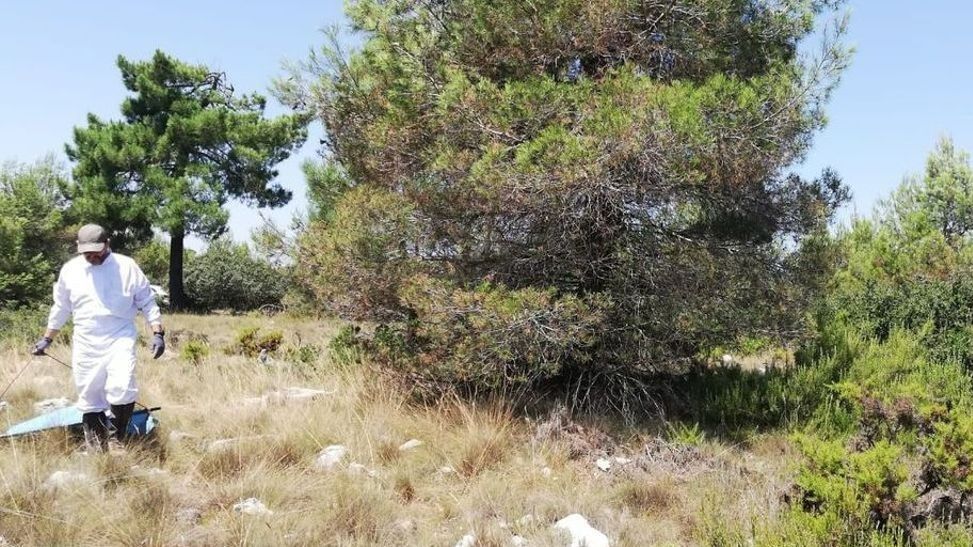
[46,253,161,412]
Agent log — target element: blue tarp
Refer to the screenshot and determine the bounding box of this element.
[1,407,157,438]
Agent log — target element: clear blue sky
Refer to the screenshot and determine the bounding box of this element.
[2,1,972,246]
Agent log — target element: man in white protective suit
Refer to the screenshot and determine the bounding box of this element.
[31,224,165,452]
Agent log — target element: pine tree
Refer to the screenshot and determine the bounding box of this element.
[281,0,852,403]
[67,50,307,309]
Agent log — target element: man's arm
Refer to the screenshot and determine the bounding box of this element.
[34,268,72,355]
[46,269,72,332]
[131,263,165,358]
[131,265,163,332]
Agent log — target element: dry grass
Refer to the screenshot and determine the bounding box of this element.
[0,313,797,546]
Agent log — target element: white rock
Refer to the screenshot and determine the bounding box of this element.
[130,465,168,478]
[266,387,334,404]
[721,354,734,365]
[206,435,271,452]
[511,535,528,547]
[243,387,335,407]
[540,466,553,477]
[0,401,8,411]
[176,507,202,525]
[33,397,71,414]
[168,430,194,443]
[233,497,273,517]
[43,470,92,491]
[398,438,423,451]
[315,445,348,470]
[437,466,456,475]
[516,514,536,528]
[348,462,379,478]
[394,518,416,532]
[553,514,609,547]
[613,456,632,465]
[595,458,612,472]
[454,533,476,547]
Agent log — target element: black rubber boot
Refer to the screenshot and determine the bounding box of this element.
[110,403,135,442]
[81,412,109,453]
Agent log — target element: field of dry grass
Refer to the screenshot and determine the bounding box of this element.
[0,314,797,546]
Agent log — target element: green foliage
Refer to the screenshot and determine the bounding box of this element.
[66,50,307,307]
[328,325,363,367]
[225,326,284,358]
[667,422,706,446]
[882,136,973,247]
[0,159,72,309]
[0,307,50,346]
[184,240,285,312]
[293,186,419,320]
[284,0,851,397]
[283,343,321,366]
[761,326,973,542]
[750,140,973,542]
[132,238,173,285]
[825,139,973,373]
[179,340,210,366]
[369,275,609,395]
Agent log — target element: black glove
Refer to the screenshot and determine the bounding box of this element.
[150,332,165,359]
[32,336,52,356]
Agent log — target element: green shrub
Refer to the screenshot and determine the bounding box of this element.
[365,275,609,396]
[767,328,973,542]
[0,159,72,309]
[0,307,72,348]
[328,324,363,367]
[284,343,322,366]
[179,340,210,366]
[132,238,176,286]
[184,240,285,313]
[225,327,284,357]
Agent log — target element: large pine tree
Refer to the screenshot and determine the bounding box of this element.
[282,0,852,403]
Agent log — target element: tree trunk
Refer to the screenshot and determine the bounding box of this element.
[168,226,188,310]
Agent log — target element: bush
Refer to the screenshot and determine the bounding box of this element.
[292,186,419,321]
[0,307,53,347]
[367,275,609,396]
[225,326,284,358]
[765,328,973,543]
[284,343,321,366]
[328,325,363,367]
[132,238,172,286]
[179,340,210,366]
[0,159,72,309]
[184,240,285,312]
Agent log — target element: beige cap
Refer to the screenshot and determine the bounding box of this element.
[77,224,108,253]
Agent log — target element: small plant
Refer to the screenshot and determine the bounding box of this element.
[329,324,363,366]
[180,339,210,366]
[668,422,706,446]
[615,480,676,514]
[284,343,321,365]
[225,326,284,357]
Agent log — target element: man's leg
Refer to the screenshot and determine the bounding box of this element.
[110,402,135,440]
[81,412,109,451]
[105,337,138,444]
[73,353,110,452]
